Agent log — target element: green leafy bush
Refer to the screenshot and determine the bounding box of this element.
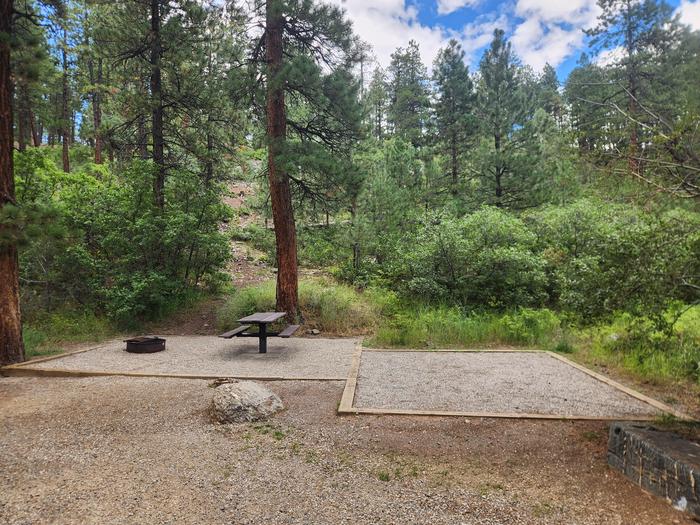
[500,308,561,345]
[394,208,548,309]
[588,308,700,384]
[527,199,700,322]
[15,151,230,323]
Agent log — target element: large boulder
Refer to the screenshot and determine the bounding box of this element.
[212,381,283,423]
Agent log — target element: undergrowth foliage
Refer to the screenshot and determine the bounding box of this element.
[15,151,230,325]
[217,279,379,335]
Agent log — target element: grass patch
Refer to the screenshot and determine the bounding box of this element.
[217,278,379,335]
[367,306,563,349]
[377,470,391,482]
[583,308,700,385]
[23,310,116,359]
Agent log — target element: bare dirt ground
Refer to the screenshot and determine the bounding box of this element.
[0,376,693,525]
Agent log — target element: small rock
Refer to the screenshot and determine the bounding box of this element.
[307,329,321,335]
[212,381,283,423]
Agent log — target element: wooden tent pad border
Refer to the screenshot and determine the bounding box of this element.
[2,341,116,370]
[337,347,694,422]
[1,366,345,382]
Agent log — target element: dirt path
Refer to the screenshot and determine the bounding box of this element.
[0,376,693,525]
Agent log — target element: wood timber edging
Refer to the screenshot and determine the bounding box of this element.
[338,341,363,413]
[1,341,115,371]
[544,351,692,420]
[0,366,345,382]
[337,347,695,422]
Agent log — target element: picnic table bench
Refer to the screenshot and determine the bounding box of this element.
[218,311,300,353]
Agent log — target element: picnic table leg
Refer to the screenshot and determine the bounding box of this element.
[259,323,268,353]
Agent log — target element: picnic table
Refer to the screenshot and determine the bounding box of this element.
[218,311,300,353]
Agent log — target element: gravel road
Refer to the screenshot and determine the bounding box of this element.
[0,376,692,524]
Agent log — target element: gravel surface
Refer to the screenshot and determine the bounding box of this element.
[0,376,692,525]
[354,351,662,418]
[20,336,357,380]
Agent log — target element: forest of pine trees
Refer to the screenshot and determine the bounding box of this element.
[1,0,699,368]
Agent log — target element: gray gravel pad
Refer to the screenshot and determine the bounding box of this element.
[20,336,357,379]
[354,351,662,418]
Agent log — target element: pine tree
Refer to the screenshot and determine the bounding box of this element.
[432,39,475,195]
[0,0,24,365]
[387,40,429,148]
[365,67,388,139]
[585,0,681,174]
[476,29,531,207]
[94,0,236,202]
[537,63,563,124]
[255,0,361,318]
[564,55,616,157]
[12,5,52,151]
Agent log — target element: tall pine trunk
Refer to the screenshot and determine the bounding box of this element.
[494,132,503,206]
[17,82,29,152]
[266,0,299,319]
[626,66,639,175]
[61,26,70,173]
[89,57,103,164]
[0,0,25,365]
[30,110,40,146]
[150,0,165,209]
[450,133,457,195]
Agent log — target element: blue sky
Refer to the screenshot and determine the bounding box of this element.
[330,0,700,81]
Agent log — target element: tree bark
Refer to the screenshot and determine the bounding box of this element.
[0,0,25,365]
[30,109,40,146]
[61,25,70,173]
[150,0,165,209]
[450,133,457,195]
[266,0,299,320]
[494,132,503,206]
[17,82,29,152]
[89,57,103,164]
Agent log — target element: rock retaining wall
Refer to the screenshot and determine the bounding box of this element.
[608,422,700,519]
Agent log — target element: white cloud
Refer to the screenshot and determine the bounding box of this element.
[329,0,601,76]
[595,45,625,66]
[515,0,599,24]
[510,0,600,70]
[436,0,480,16]
[677,0,700,30]
[459,13,510,66]
[330,0,455,70]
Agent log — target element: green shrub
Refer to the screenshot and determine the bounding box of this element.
[588,308,700,384]
[297,225,346,268]
[552,340,575,354]
[217,279,378,335]
[527,199,700,322]
[243,224,276,260]
[15,152,231,323]
[394,208,548,309]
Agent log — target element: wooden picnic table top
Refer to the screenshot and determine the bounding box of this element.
[237,311,286,324]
